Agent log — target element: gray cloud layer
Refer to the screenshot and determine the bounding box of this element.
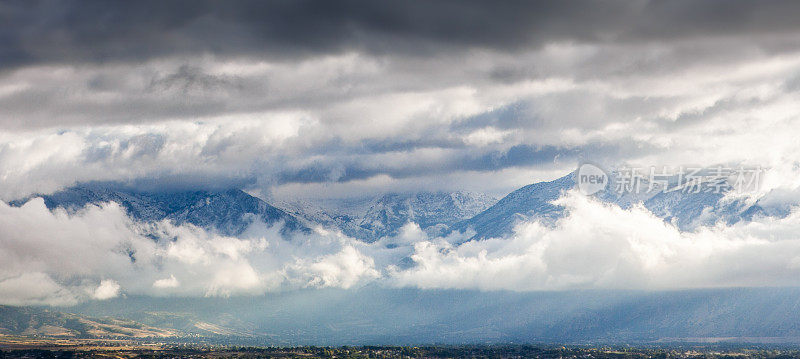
[5,0,800,67]
[3,0,800,200]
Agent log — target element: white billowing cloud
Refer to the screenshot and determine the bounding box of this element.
[0,272,78,306]
[390,191,800,291]
[0,197,379,305]
[0,199,151,283]
[280,246,380,289]
[462,127,514,147]
[147,221,382,296]
[92,279,121,300]
[153,275,180,289]
[205,262,262,297]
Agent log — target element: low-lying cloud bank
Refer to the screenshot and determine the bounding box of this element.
[392,192,800,290]
[3,188,800,306]
[0,198,379,305]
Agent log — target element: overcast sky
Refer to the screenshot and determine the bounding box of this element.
[2,0,800,202]
[7,0,800,305]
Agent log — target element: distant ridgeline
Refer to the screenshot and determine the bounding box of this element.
[11,169,789,242]
[452,169,786,240]
[10,183,310,237]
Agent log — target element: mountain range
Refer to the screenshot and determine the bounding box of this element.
[454,170,787,240]
[15,184,498,242]
[11,184,310,237]
[11,170,789,242]
[4,171,800,345]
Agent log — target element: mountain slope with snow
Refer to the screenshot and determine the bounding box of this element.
[357,191,498,239]
[15,184,310,237]
[14,169,791,243]
[453,170,789,240]
[277,191,498,241]
[451,173,574,240]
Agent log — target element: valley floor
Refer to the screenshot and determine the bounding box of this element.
[2,337,800,359]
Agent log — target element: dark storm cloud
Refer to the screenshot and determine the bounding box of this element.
[4,0,800,68]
